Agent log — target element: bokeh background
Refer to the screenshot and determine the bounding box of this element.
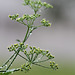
[0,0,75,75]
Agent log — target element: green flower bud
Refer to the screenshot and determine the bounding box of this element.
[41,19,46,23]
[9,15,12,18]
[23,14,26,19]
[16,18,20,21]
[40,49,42,53]
[46,50,49,53]
[47,4,53,8]
[48,56,51,59]
[30,50,32,53]
[48,23,51,26]
[34,50,36,53]
[16,14,19,17]
[20,42,24,46]
[24,50,27,54]
[14,44,18,47]
[38,0,42,4]
[36,51,39,54]
[43,2,47,6]
[33,46,36,49]
[24,0,30,5]
[53,61,55,64]
[9,46,12,49]
[50,55,54,58]
[26,44,28,48]
[46,53,50,57]
[29,46,32,49]
[15,46,19,49]
[10,45,13,48]
[50,61,52,64]
[38,14,41,17]
[35,1,38,4]
[45,4,51,8]
[30,15,33,19]
[11,18,14,20]
[8,49,11,52]
[38,6,41,8]
[55,64,58,67]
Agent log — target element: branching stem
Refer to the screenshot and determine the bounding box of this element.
[33,63,50,69]
[6,49,20,70]
[23,26,29,43]
[2,53,15,67]
[33,59,50,63]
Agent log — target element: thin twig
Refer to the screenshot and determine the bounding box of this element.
[6,49,20,71]
[33,63,50,69]
[18,54,28,61]
[32,54,39,62]
[33,59,49,63]
[2,53,15,67]
[23,26,29,43]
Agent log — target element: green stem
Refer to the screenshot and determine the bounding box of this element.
[31,53,33,62]
[2,53,15,67]
[33,59,50,63]
[33,25,43,28]
[26,27,37,41]
[18,54,28,61]
[6,49,20,71]
[33,63,50,69]
[14,50,28,61]
[23,26,29,43]
[32,54,39,62]
[25,54,30,61]
[0,70,6,72]
[5,26,30,70]
[13,68,20,72]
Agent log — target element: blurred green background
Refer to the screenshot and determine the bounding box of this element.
[0,0,75,75]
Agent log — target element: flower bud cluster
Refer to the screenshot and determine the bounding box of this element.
[46,53,54,59]
[16,14,40,26]
[9,14,19,20]
[23,0,53,13]
[21,63,31,72]
[9,14,41,26]
[23,0,30,5]
[23,46,54,60]
[22,14,41,21]
[16,14,26,22]
[43,2,53,8]
[41,19,51,27]
[29,46,47,55]
[30,0,43,13]
[50,61,58,70]
[8,42,28,52]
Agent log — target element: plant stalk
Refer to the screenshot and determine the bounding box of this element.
[6,49,20,71]
[33,63,50,69]
[23,26,29,43]
[2,53,15,67]
[33,59,50,63]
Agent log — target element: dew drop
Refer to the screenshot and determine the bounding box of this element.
[30,33,32,35]
[5,65,7,69]
[0,67,2,69]
[5,65,7,67]
[9,60,11,62]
